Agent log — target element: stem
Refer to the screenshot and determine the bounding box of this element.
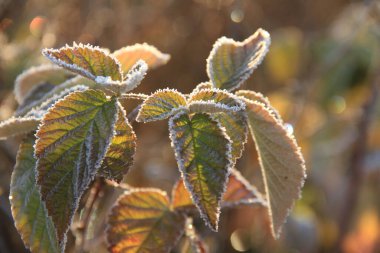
[334,77,379,252]
[120,93,148,100]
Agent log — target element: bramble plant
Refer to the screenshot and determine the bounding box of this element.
[0,28,306,253]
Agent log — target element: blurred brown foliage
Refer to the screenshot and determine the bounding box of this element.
[1,0,380,252]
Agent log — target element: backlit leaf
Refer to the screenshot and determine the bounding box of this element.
[113,43,170,73]
[193,82,213,92]
[107,189,186,253]
[35,89,118,243]
[206,28,271,91]
[120,60,148,93]
[99,104,136,183]
[10,134,60,253]
[0,117,39,140]
[42,43,123,83]
[245,100,306,238]
[137,89,187,122]
[14,64,70,104]
[169,113,232,231]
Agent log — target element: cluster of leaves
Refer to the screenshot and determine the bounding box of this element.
[0,28,306,253]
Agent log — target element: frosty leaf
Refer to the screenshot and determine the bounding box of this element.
[17,83,56,113]
[137,89,187,122]
[14,64,70,104]
[193,82,213,92]
[35,89,118,243]
[113,43,170,73]
[120,60,148,93]
[10,134,60,253]
[99,104,136,183]
[169,113,232,231]
[206,28,271,91]
[189,89,247,161]
[42,43,123,83]
[245,100,306,238]
[107,189,185,253]
[0,117,39,140]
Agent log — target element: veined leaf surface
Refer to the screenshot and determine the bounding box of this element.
[99,105,136,183]
[10,134,60,253]
[35,89,118,243]
[113,43,170,73]
[107,189,185,253]
[169,113,232,231]
[207,28,271,91]
[245,100,306,238]
[137,89,187,122]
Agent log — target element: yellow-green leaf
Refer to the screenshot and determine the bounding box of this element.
[113,43,170,73]
[137,89,187,122]
[107,189,186,253]
[10,134,60,253]
[245,100,306,238]
[42,43,122,82]
[206,28,271,91]
[99,105,136,183]
[169,113,232,231]
[35,89,118,244]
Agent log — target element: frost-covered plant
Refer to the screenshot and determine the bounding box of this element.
[1,28,306,253]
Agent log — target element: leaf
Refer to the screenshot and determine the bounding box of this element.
[0,117,39,140]
[206,28,271,91]
[17,83,56,113]
[119,60,148,94]
[14,64,71,104]
[193,82,213,92]
[35,89,118,243]
[98,104,136,183]
[10,134,60,253]
[171,178,195,211]
[189,89,247,161]
[245,100,306,238]
[42,43,123,82]
[169,113,232,231]
[137,89,187,122]
[113,43,170,73]
[107,189,186,253]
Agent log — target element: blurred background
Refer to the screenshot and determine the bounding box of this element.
[1,0,380,252]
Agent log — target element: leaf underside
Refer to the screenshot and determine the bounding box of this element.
[0,117,39,140]
[107,189,185,253]
[207,28,271,91]
[169,113,232,231]
[35,89,118,243]
[245,100,306,238]
[10,134,60,253]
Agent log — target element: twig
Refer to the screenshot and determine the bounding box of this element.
[127,104,142,123]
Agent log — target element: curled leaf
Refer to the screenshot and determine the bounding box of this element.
[107,189,185,253]
[207,28,271,91]
[137,89,187,122]
[113,43,170,73]
[169,112,232,231]
[0,117,39,140]
[245,100,306,238]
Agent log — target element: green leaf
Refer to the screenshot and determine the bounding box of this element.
[137,89,187,122]
[0,117,39,140]
[42,43,123,82]
[107,189,186,253]
[35,89,118,243]
[10,134,60,253]
[206,28,271,91]
[245,100,306,238]
[189,89,247,161]
[98,105,136,183]
[14,64,71,104]
[169,113,232,231]
[113,43,170,73]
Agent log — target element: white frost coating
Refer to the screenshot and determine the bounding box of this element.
[188,88,246,110]
[0,116,40,140]
[168,112,234,231]
[188,100,244,114]
[206,28,271,91]
[14,64,67,104]
[191,82,213,93]
[119,60,148,93]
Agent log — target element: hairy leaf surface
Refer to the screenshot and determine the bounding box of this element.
[99,105,136,183]
[137,89,187,122]
[42,44,123,82]
[35,89,118,243]
[10,134,60,253]
[207,28,271,91]
[107,189,185,253]
[113,43,170,73]
[0,117,39,140]
[245,100,306,238]
[169,113,232,230]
